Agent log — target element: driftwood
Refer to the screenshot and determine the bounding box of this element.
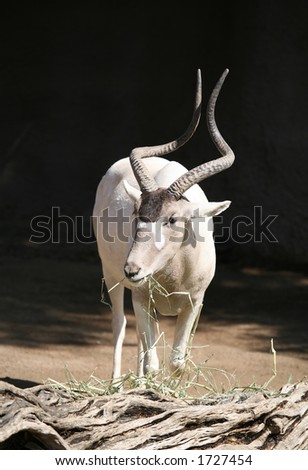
[0,380,307,450]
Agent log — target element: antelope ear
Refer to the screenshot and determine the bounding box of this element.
[123,180,142,202]
[191,200,231,218]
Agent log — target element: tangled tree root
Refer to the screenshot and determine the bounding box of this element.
[0,380,307,450]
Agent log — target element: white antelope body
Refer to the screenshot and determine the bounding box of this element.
[93,70,234,378]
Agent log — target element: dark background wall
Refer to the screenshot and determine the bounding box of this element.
[0,1,307,268]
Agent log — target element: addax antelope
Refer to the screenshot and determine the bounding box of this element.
[93,69,234,379]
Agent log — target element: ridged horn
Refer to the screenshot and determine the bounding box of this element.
[129,69,202,193]
[167,69,235,200]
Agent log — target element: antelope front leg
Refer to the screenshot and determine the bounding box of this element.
[136,328,144,377]
[104,276,126,380]
[132,291,159,375]
[170,305,201,374]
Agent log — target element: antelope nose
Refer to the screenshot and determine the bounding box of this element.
[124,262,141,279]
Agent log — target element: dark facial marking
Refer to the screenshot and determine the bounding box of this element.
[138,189,176,222]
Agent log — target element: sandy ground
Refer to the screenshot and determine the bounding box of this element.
[0,254,307,392]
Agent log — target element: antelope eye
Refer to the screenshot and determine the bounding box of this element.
[169,216,176,225]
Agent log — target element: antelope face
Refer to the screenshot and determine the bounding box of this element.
[123,186,230,285]
[123,68,234,285]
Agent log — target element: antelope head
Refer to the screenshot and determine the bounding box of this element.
[123,69,234,284]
